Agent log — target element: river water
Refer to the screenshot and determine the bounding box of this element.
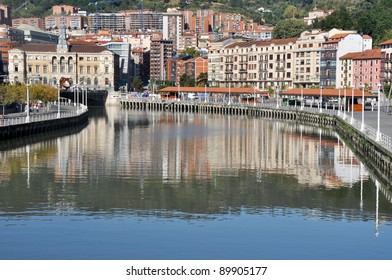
[1,106,392,260]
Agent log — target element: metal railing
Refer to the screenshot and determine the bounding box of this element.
[1,101,87,127]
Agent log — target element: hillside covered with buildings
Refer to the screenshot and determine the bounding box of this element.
[0,0,391,95]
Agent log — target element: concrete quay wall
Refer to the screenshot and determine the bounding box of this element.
[120,99,392,187]
[0,111,89,140]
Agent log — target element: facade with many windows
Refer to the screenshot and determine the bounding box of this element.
[208,38,296,90]
[8,37,119,90]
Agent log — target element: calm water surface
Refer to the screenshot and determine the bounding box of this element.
[1,106,392,260]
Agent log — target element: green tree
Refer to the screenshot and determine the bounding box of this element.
[283,5,298,19]
[180,47,200,58]
[180,74,195,87]
[273,18,307,39]
[196,72,208,86]
[131,76,144,93]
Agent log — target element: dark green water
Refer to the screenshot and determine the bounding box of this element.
[0,106,391,260]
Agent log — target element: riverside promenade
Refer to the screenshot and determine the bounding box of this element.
[0,100,88,140]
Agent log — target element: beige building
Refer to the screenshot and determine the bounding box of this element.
[8,27,119,90]
[208,38,297,90]
[293,30,327,88]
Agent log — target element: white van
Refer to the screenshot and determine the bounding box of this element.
[188,93,198,100]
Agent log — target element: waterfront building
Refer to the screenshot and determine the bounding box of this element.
[380,38,392,87]
[131,47,150,85]
[320,29,371,88]
[12,18,44,30]
[150,39,173,81]
[102,41,132,91]
[8,23,119,90]
[208,37,235,87]
[166,56,208,85]
[208,38,296,90]
[340,49,382,92]
[293,30,327,88]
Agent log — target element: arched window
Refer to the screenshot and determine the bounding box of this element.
[68,57,73,73]
[52,57,58,73]
[60,56,66,73]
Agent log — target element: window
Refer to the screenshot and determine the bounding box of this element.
[94,66,98,74]
[87,66,91,74]
[28,65,32,72]
[14,65,18,72]
[35,65,40,73]
[105,66,109,74]
[80,66,84,74]
[43,65,47,73]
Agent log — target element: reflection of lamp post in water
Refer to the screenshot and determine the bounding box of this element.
[57,83,60,118]
[25,80,30,123]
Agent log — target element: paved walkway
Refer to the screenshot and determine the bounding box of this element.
[352,109,392,139]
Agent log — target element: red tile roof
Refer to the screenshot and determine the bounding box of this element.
[16,43,108,53]
[340,49,381,60]
[380,38,392,46]
[283,88,374,98]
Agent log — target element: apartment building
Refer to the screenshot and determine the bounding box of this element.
[12,18,44,30]
[293,30,327,88]
[150,39,173,80]
[380,38,392,87]
[209,38,297,90]
[320,30,371,88]
[0,4,11,26]
[123,10,163,32]
[45,15,83,31]
[162,13,183,53]
[89,13,125,32]
[166,56,208,85]
[52,5,76,15]
[340,49,382,92]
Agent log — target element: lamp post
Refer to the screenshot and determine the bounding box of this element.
[57,83,60,118]
[361,84,365,131]
[338,87,341,116]
[376,83,381,141]
[300,87,304,110]
[351,86,354,124]
[343,86,347,120]
[275,85,279,108]
[319,86,322,113]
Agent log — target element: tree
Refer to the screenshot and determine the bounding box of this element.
[196,72,208,86]
[273,18,307,39]
[131,76,144,93]
[283,5,298,19]
[180,47,200,58]
[180,74,195,87]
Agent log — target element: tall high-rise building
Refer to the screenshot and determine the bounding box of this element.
[0,4,11,26]
[150,39,173,81]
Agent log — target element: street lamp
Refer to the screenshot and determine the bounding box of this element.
[275,85,279,108]
[361,84,365,131]
[376,83,382,141]
[57,83,60,118]
[319,86,322,113]
[338,87,341,116]
[351,86,354,124]
[300,87,304,110]
[343,86,347,120]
